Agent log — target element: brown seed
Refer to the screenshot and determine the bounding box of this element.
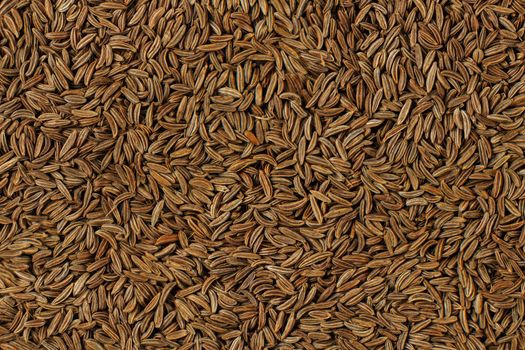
[0,0,523,349]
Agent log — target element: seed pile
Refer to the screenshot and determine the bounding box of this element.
[1,0,525,349]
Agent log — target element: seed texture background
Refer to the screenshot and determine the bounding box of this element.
[1,0,525,349]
